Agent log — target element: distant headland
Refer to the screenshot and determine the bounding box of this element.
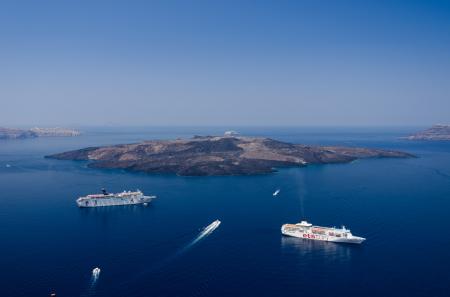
[0,127,81,139]
[404,125,450,141]
[46,134,414,176]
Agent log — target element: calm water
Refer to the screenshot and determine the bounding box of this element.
[1,127,449,297]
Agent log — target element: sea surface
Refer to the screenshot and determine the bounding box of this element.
[1,127,449,297]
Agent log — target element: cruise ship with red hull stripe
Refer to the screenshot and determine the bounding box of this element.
[281,221,365,244]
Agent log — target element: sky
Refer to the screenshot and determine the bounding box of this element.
[1,0,450,127]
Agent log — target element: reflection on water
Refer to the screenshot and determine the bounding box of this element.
[280,236,355,263]
[295,170,307,219]
[78,204,153,220]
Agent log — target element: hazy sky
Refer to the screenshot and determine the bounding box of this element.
[1,0,449,127]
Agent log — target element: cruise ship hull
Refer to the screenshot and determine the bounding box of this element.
[77,193,154,207]
[281,223,365,244]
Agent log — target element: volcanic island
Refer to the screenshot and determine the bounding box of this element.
[47,135,415,176]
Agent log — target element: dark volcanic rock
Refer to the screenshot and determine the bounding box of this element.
[404,125,450,141]
[46,136,415,176]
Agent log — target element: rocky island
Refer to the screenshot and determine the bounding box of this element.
[46,135,414,176]
[0,127,81,139]
[404,125,450,141]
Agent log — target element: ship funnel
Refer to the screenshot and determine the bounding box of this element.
[101,188,108,195]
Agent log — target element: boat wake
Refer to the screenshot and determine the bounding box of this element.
[109,220,221,296]
[81,267,100,297]
[176,220,221,254]
[155,220,221,265]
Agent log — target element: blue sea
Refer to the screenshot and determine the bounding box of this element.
[1,127,449,297]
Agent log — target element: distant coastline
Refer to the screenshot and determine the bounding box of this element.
[0,127,81,139]
[404,125,450,141]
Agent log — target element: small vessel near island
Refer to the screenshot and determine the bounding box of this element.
[76,189,155,208]
[281,220,365,244]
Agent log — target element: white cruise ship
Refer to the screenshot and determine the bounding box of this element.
[76,189,155,208]
[281,220,365,244]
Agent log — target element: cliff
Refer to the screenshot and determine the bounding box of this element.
[404,125,450,141]
[0,127,80,139]
[0,127,37,139]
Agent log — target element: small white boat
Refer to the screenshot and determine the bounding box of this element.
[92,267,101,277]
[273,189,280,196]
[203,220,221,234]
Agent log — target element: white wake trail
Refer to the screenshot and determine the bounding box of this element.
[179,220,221,253]
[109,220,222,295]
[81,267,101,297]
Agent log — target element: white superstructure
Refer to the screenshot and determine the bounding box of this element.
[76,189,155,208]
[281,220,365,244]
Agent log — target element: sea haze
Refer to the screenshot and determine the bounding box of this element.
[0,127,449,297]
